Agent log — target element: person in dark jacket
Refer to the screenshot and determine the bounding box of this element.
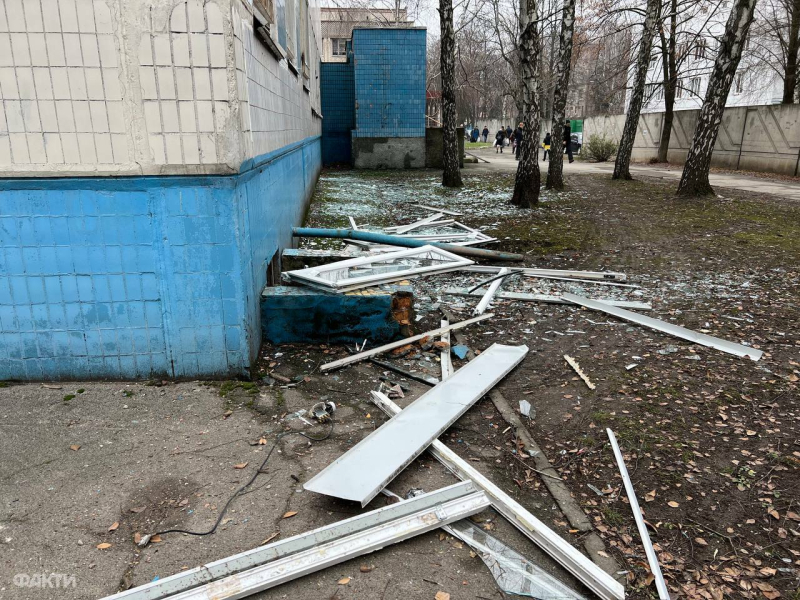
[494,129,506,153]
[482,126,489,142]
[542,132,552,161]
[505,125,513,144]
[514,122,524,160]
[563,120,574,163]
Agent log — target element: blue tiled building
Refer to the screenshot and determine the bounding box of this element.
[0,0,323,380]
[320,27,427,168]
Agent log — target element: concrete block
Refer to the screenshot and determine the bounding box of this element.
[352,136,425,169]
[261,285,414,345]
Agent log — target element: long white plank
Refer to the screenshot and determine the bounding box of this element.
[562,293,762,361]
[305,344,529,506]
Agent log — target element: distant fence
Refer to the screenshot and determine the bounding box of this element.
[583,104,800,176]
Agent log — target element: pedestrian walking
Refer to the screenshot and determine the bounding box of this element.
[514,122,524,160]
[563,121,574,163]
[494,128,506,153]
[482,126,489,143]
[471,127,479,143]
[505,125,513,146]
[542,132,551,161]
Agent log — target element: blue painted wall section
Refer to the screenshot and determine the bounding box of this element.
[0,136,321,380]
[351,28,426,138]
[320,62,355,165]
[262,285,412,345]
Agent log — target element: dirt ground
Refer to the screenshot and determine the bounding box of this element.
[1,168,798,600]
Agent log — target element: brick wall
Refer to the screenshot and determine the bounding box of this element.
[351,28,425,138]
[320,61,353,164]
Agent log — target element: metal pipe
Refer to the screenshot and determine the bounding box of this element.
[291,227,525,262]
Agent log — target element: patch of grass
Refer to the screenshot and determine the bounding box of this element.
[219,380,259,398]
[63,394,75,402]
[77,388,85,394]
[601,506,625,527]
[590,410,613,425]
[123,390,134,397]
[465,141,492,149]
[0,381,8,388]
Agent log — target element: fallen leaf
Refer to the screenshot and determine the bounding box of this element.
[108,522,119,532]
[695,537,708,546]
[233,462,248,470]
[786,511,800,522]
[129,506,146,514]
[645,490,656,502]
[261,532,279,544]
[435,593,451,600]
[768,509,780,519]
[258,438,267,445]
[360,565,374,573]
[133,532,142,544]
[282,511,298,519]
[96,543,112,550]
[668,501,680,508]
[150,535,162,543]
[338,577,351,585]
[223,410,233,419]
[69,444,81,451]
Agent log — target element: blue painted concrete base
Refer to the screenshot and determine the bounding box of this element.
[0,136,322,380]
[261,285,413,345]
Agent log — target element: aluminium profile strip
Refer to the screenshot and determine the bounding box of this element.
[410,203,464,216]
[444,288,652,310]
[562,293,762,361]
[100,482,483,600]
[370,391,626,600]
[385,218,455,232]
[462,265,627,282]
[393,212,446,234]
[440,319,453,380]
[320,313,493,371]
[155,484,490,600]
[474,267,510,315]
[607,429,670,600]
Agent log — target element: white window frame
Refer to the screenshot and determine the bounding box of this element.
[284,245,474,293]
[332,38,348,56]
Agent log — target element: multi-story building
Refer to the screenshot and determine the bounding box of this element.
[0,0,322,380]
[638,3,785,113]
[320,6,413,63]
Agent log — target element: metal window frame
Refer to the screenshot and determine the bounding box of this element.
[306,344,529,506]
[101,482,487,600]
[284,245,473,293]
[461,265,628,282]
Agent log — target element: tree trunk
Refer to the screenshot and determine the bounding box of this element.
[546,0,576,190]
[612,0,661,180]
[783,0,800,103]
[511,0,541,208]
[440,0,462,188]
[657,0,677,162]
[677,0,758,196]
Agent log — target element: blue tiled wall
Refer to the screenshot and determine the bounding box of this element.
[320,62,355,165]
[351,28,426,138]
[0,136,321,380]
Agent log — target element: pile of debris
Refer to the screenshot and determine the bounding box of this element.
[105,206,763,600]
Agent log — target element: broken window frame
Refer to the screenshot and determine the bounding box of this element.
[284,245,473,293]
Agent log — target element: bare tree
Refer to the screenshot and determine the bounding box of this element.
[613,0,661,180]
[546,0,576,190]
[750,0,800,102]
[511,0,541,208]
[440,0,463,187]
[677,0,759,195]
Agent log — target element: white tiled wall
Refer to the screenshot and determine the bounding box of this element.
[231,0,321,161]
[0,0,129,169]
[138,0,230,165]
[0,0,322,176]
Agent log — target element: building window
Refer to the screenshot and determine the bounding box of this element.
[693,37,706,59]
[735,73,744,93]
[676,79,684,98]
[689,77,701,95]
[332,38,347,56]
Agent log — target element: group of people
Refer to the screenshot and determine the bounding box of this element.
[471,121,575,164]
